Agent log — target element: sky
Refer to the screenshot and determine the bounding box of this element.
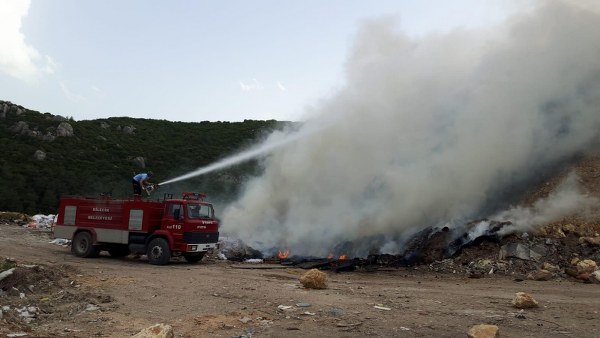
[0,0,521,122]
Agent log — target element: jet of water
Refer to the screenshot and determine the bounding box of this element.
[159,124,321,186]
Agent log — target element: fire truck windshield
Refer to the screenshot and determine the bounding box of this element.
[187,203,212,219]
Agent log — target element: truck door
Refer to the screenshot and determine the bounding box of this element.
[164,203,184,233]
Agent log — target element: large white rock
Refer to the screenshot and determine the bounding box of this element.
[468,324,499,338]
[512,292,539,309]
[131,323,174,338]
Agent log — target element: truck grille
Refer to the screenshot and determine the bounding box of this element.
[183,232,219,244]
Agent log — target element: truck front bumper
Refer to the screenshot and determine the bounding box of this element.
[186,243,218,252]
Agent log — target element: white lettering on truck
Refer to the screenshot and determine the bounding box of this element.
[87,215,113,220]
[92,207,110,212]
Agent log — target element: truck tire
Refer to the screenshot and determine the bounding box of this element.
[72,231,100,258]
[183,252,206,263]
[108,245,130,258]
[147,238,171,265]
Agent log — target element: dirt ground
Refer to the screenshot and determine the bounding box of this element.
[0,224,599,338]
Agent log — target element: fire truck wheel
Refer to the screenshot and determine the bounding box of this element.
[72,231,100,258]
[147,238,171,265]
[183,252,205,263]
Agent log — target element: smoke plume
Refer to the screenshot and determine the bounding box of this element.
[221,1,600,257]
[493,172,600,236]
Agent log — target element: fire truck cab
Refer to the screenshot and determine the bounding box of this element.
[53,192,219,265]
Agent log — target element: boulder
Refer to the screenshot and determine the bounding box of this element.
[33,150,46,161]
[11,121,30,134]
[132,156,146,168]
[579,237,600,246]
[499,243,545,261]
[100,122,110,129]
[467,324,499,338]
[122,125,135,134]
[576,259,597,274]
[512,292,538,309]
[56,122,74,137]
[132,323,174,338]
[592,271,600,283]
[527,269,554,281]
[0,103,7,118]
[542,262,560,273]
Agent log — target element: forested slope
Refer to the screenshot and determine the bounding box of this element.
[0,101,289,214]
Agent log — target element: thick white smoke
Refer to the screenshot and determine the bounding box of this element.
[221,1,600,257]
[493,172,600,236]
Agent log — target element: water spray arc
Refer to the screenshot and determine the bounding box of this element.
[158,125,320,186]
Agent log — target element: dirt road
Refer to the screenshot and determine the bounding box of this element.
[1,224,599,337]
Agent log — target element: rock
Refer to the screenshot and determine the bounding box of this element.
[571,257,580,266]
[467,324,499,338]
[512,292,539,309]
[56,122,74,137]
[565,268,578,277]
[579,237,600,246]
[11,121,30,134]
[576,259,597,274]
[299,269,328,289]
[132,323,174,338]
[592,271,600,283]
[499,243,542,261]
[576,272,591,282]
[132,156,146,168]
[100,122,110,129]
[542,262,559,272]
[122,126,136,134]
[527,269,554,281]
[33,150,46,161]
[0,103,7,118]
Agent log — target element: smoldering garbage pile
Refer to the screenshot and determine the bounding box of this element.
[218,160,600,282]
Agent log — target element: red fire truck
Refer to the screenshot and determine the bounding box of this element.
[53,192,219,265]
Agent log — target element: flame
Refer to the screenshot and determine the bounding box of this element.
[327,253,334,259]
[278,249,290,259]
[338,254,347,260]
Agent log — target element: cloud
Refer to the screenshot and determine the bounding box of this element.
[0,0,54,83]
[222,0,600,257]
[277,81,287,91]
[239,79,263,92]
[60,81,87,103]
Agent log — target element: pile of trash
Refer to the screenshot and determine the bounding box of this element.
[0,212,55,231]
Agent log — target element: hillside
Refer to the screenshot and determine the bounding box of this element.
[0,100,289,214]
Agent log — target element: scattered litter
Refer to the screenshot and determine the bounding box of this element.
[296,303,311,308]
[49,238,70,246]
[0,268,15,282]
[244,258,263,263]
[239,316,252,324]
[336,322,362,327]
[374,305,391,311]
[277,305,293,310]
[7,333,28,338]
[85,304,100,312]
[301,311,316,316]
[400,326,411,331]
[327,308,345,317]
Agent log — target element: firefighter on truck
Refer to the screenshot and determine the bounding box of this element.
[53,192,219,265]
